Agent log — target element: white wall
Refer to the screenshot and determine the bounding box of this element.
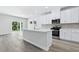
[0,14,11,35]
[0,14,28,35]
[27,18,34,30]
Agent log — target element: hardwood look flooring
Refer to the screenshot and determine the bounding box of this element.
[49,39,79,52]
[0,33,79,52]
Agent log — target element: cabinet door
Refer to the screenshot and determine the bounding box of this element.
[64,29,72,41]
[72,29,79,42]
[40,15,48,24]
[61,11,65,23]
[60,29,72,41]
[44,14,52,24]
[61,9,72,23]
[60,29,65,39]
[65,9,72,23]
[71,8,79,23]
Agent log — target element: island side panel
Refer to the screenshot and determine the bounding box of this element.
[23,30,49,51]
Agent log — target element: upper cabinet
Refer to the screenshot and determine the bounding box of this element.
[61,9,72,23]
[71,7,79,23]
[37,14,52,24]
[61,7,79,23]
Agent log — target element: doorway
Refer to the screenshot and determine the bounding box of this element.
[12,21,23,39]
[12,21,20,31]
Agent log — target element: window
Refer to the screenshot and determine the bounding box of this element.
[12,21,20,31]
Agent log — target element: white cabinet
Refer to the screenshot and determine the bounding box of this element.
[65,10,72,23]
[60,28,79,42]
[61,11,65,23]
[64,29,72,41]
[60,29,72,41]
[61,9,72,23]
[71,8,79,23]
[72,29,79,42]
[60,29,65,39]
[23,30,52,51]
[61,7,79,23]
[40,14,52,24]
[44,14,52,24]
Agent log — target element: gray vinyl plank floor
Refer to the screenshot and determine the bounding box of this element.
[0,33,79,52]
[0,34,44,52]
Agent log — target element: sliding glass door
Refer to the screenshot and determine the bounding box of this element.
[12,21,21,31]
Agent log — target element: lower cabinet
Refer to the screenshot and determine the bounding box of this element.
[64,29,72,41]
[72,29,79,42]
[60,29,65,40]
[60,29,79,42]
[60,29,72,41]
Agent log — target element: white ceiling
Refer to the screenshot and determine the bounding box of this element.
[0,6,63,18]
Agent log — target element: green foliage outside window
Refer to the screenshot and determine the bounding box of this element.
[12,21,20,31]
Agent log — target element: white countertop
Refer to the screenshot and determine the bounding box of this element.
[23,29,52,32]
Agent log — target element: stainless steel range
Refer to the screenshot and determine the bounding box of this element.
[51,19,61,39]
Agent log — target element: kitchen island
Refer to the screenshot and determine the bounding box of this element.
[23,29,52,51]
